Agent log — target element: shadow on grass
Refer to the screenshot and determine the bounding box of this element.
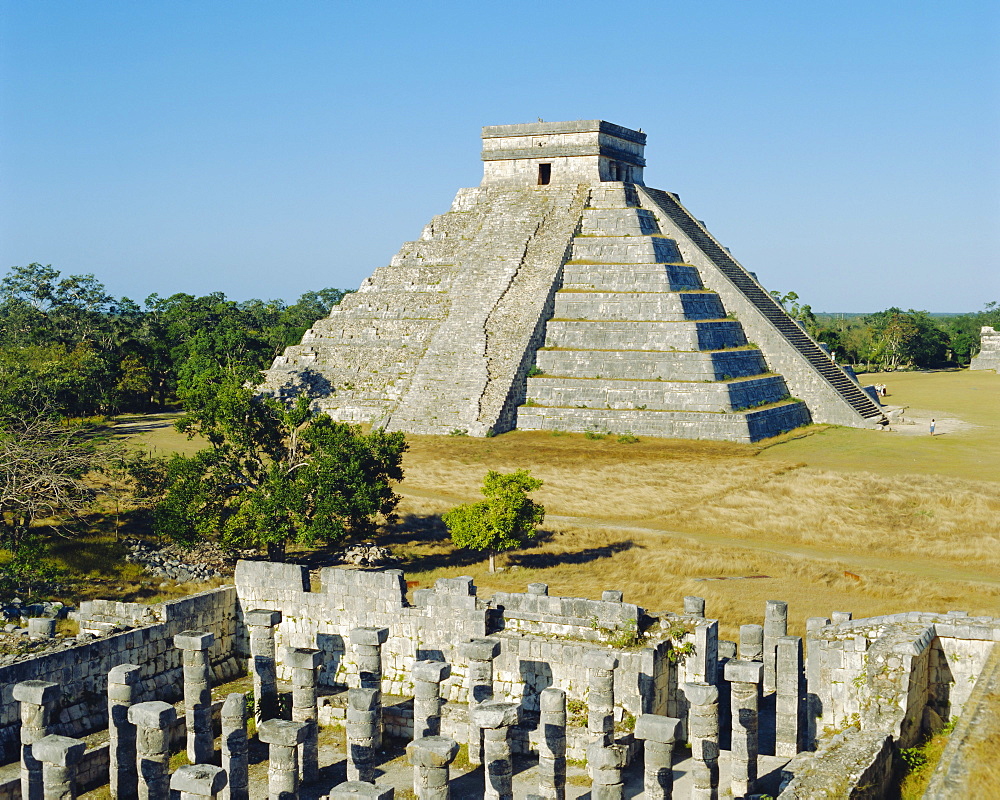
[508,539,634,569]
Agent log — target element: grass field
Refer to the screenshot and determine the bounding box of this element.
[90,368,1000,640]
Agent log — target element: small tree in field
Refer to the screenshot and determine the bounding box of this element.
[442,469,544,572]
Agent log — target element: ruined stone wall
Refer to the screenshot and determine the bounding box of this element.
[0,586,239,764]
[234,561,671,717]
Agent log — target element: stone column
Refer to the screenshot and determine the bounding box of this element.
[537,687,566,800]
[14,680,60,800]
[221,693,249,800]
[763,600,788,694]
[407,735,459,800]
[584,651,618,747]
[245,609,281,722]
[351,627,389,747]
[738,624,764,662]
[108,663,141,799]
[33,735,85,800]
[692,620,720,685]
[724,660,763,799]
[128,700,176,800]
[470,701,518,800]
[804,616,830,750]
[682,682,719,800]
[634,715,679,799]
[285,647,321,783]
[412,660,451,738]
[347,688,379,783]
[775,636,804,757]
[27,618,56,640]
[329,782,395,799]
[459,637,500,766]
[174,630,215,764]
[587,742,627,800]
[170,764,227,800]
[257,719,308,800]
[683,596,706,618]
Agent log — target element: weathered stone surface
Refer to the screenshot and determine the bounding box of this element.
[32,735,85,767]
[174,630,214,651]
[263,120,880,441]
[170,763,227,795]
[407,736,459,768]
[350,627,389,647]
[257,719,309,746]
[470,700,519,729]
[243,608,282,627]
[13,681,60,706]
[634,714,680,744]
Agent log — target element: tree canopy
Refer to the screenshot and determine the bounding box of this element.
[153,376,407,559]
[442,469,545,572]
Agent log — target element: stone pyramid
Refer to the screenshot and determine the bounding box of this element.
[262,120,885,442]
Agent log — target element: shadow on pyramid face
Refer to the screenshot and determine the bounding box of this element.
[275,368,333,401]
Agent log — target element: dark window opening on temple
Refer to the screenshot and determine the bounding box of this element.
[538,163,551,185]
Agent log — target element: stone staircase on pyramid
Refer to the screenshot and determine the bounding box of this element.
[516,184,811,442]
[261,119,885,442]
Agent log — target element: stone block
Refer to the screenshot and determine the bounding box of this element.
[108,663,142,685]
[601,590,624,603]
[412,660,451,683]
[634,714,680,743]
[170,763,228,795]
[434,576,475,595]
[284,647,322,670]
[584,651,619,671]
[128,700,176,728]
[407,735,459,768]
[684,596,707,616]
[588,742,627,770]
[470,700,519,729]
[683,681,719,706]
[244,609,282,627]
[174,630,215,651]
[540,687,566,712]
[461,637,501,661]
[258,718,309,746]
[27,618,56,639]
[32,734,86,766]
[725,660,764,684]
[350,627,389,646]
[527,582,549,595]
[13,680,60,705]
[349,688,380,711]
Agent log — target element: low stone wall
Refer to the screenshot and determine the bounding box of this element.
[779,727,894,799]
[235,561,681,717]
[0,586,239,764]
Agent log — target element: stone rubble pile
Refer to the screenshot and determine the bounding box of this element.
[122,537,251,582]
[337,543,392,567]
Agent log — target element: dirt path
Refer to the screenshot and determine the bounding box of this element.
[397,486,1000,588]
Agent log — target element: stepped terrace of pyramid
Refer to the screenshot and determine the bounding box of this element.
[262,120,886,442]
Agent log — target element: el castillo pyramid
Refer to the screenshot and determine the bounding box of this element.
[262,120,886,442]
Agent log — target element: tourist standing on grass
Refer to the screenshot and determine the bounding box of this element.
[930,419,936,436]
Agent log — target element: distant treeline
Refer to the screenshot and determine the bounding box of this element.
[0,263,351,418]
[773,291,999,371]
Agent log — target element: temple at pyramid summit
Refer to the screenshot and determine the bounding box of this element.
[262,120,887,442]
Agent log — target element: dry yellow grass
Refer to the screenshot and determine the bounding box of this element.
[391,369,1000,632]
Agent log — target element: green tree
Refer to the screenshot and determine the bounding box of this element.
[442,469,545,572]
[154,376,406,559]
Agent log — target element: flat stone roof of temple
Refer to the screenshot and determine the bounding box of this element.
[481,119,646,145]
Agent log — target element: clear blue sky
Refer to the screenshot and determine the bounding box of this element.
[2,1,998,312]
